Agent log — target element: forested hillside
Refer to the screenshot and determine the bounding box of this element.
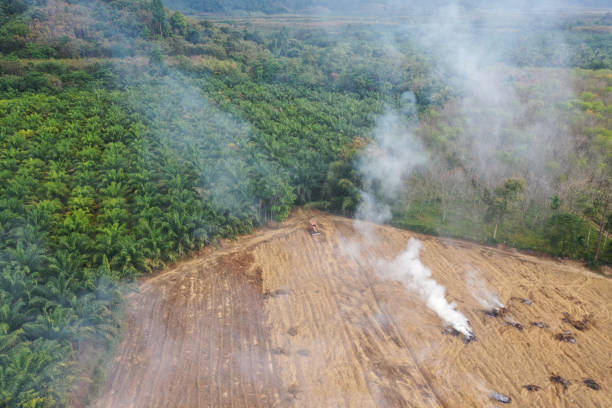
[0,0,610,406]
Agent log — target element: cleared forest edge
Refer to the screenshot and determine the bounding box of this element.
[95,210,611,407]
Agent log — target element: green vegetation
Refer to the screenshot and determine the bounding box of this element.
[0,0,610,406]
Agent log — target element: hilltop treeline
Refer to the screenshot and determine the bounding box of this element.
[0,0,610,406]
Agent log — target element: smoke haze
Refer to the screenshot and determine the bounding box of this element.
[354,96,427,239]
[346,0,579,339]
[353,92,473,337]
[465,268,505,310]
[377,238,474,337]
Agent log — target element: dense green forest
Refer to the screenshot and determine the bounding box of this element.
[0,0,610,406]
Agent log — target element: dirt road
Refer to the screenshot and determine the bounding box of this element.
[95,210,611,407]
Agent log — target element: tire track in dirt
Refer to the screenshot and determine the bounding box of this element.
[257,217,442,407]
[95,210,612,408]
[354,256,448,408]
[95,251,281,407]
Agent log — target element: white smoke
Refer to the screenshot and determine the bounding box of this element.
[412,2,577,198]
[377,238,474,337]
[355,94,426,235]
[357,97,425,206]
[465,268,505,310]
[355,92,473,338]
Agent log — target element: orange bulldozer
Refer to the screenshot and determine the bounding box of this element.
[308,218,320,235]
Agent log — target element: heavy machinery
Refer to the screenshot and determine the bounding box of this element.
[308,218,320,235]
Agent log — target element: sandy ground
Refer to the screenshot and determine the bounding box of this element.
[94,210,611,407]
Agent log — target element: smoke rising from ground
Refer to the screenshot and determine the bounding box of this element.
[357,100,425,214]
[347,0,583,335]
[376,238,474,337]
[355,94,426,238]
[410,1,578,199]
[354,93,473,337]
[127,73,261,216]
[465,268,505,310]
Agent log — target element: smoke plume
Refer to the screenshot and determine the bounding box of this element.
[465,268,505,310]
[377,238,474,337]
[355,93,426,239]
[348,0,582,336]
[355,92,473,338]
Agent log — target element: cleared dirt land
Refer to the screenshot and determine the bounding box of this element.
[95,210,611,407]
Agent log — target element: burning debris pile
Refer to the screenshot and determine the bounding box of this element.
[551,312,596,344]
[562,312,592,331]
[554,330,577,344]
[466,269,530,334]
[443,326,476,343]
[491,392,512,404]
[584,378,600,390]
[550,374,571,390]
[376,239,475,342]
[466,269,505,310]
[484,307,507,318]
[504,320,524,331]
[548,376,601,391]
[510,297,533,305]
[481,305,524,331]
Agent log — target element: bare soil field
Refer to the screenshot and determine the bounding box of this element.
[95,210,611,407]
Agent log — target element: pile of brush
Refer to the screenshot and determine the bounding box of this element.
[442,325,476,344]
